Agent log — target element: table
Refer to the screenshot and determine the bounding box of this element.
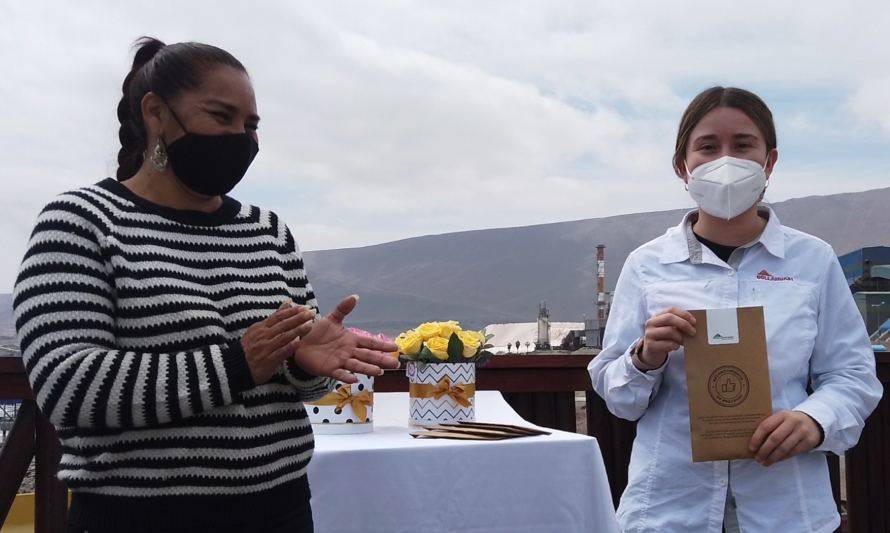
[307,391,619,533]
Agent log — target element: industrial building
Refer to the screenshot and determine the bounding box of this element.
[841,246,890,350]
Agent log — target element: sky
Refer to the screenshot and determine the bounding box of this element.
[2,1,890,290]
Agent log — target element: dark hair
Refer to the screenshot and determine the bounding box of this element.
[116,37,248,180]
[672,86,777,176]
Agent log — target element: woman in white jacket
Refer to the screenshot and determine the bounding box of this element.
[588,86,882,533]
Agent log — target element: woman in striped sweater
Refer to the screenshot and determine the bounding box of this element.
[13,37,398,533]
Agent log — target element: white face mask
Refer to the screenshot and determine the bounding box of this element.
[686,156,768,220]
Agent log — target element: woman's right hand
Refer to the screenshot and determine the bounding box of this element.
[634,307,697,370]
[241,302,317,385]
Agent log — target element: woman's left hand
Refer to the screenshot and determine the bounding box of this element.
[292,295,400,383]
[748,410,823,466]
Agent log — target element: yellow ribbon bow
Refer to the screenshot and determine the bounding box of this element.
[409,377,476,408]
[310,385,374,422]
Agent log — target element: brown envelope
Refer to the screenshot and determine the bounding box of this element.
[684,306,773,462]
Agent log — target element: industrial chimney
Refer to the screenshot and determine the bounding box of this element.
[585,244,608,348]
[596,244,606,347]
[535,301,551,351]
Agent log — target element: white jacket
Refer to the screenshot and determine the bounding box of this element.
[588,207,882,533]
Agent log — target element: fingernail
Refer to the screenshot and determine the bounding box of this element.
[350,294,360,302]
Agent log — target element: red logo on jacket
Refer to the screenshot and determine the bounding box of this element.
[756,269,794,282]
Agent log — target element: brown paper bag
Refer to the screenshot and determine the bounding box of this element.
[684,306,772,462]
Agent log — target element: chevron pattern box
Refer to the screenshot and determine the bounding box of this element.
[306,373,374,434]
[407,362,476,425]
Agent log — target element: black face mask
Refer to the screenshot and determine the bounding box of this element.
[162,100,259,197]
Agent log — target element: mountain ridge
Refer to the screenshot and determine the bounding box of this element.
[302,187,890,333]
[1,187,888,338]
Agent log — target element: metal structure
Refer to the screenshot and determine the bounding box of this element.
[586,244,610,348]
[535,301,551,350]
[0,402,20,444]
[839,246,890,287]
[855,292,890,337]
[872,319,890,347]
[841,247,890,337]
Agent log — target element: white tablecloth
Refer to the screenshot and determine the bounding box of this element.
[307,391,619,533]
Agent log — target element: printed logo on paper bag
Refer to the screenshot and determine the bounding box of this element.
[706,308,740,346]
[708,365,750,407]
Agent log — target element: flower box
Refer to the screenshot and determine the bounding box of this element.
[407,361,475,425]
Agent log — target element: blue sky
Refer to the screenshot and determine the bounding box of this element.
[1,1,889,289]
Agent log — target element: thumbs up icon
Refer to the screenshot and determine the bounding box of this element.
[721,378,737,394]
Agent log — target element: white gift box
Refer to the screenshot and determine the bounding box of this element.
[307,373,374,435]
[407,362,475,425]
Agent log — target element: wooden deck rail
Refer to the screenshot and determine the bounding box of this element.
[0,355,66,533]
[1,353,887,532]
[845,351,890,533]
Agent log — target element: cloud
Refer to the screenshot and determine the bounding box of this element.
[1,1,889,289]
[848,77,890,139]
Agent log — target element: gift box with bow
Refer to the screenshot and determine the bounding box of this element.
[307,373,374,434]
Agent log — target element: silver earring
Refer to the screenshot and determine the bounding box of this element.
[149,137,168,171]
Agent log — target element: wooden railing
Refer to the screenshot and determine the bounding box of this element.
[1,352,887,532]
[845,351,890,533]
[0,355,66,532]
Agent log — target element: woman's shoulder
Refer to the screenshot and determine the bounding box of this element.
[624,224,683,266]
[778,224,835,263]
[37,179,127,234]
[249,204,288,234]
[237,204,305,251]
[45,179,122,207]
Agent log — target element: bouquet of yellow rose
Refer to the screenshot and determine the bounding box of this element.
[394,321,494,365]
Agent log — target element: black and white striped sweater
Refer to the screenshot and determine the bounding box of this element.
[13,179,335,509]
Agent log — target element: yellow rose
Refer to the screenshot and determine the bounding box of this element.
[457,330,483,357]
[416,322,441,340]
[395,331,423,356]
[426,336,450,360]
[438,320,462,339]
